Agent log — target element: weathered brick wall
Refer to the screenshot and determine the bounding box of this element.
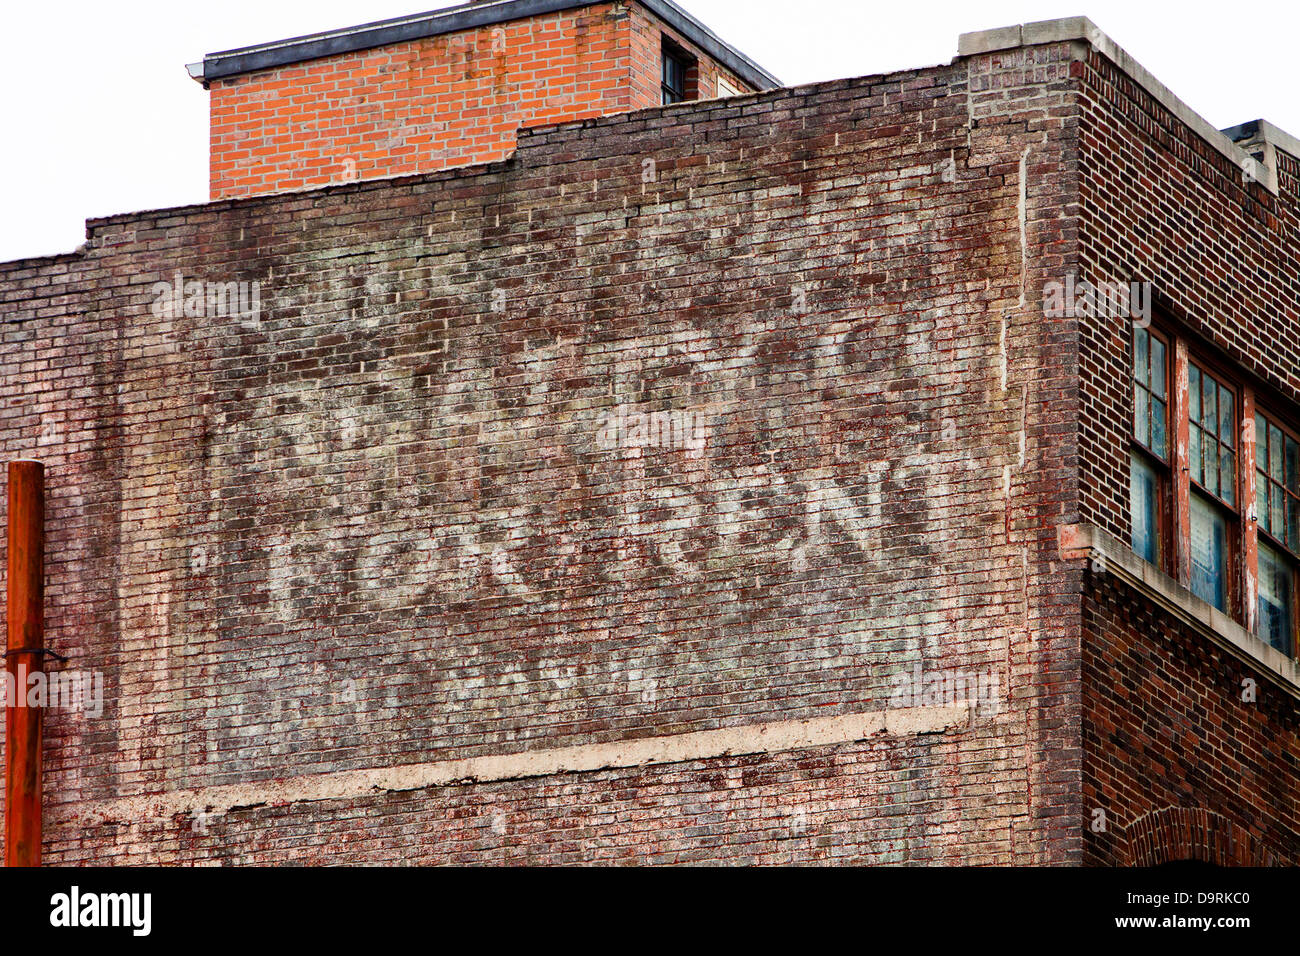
[1,48,1080,863]
[208,2,754,200]
[1077,50,1300,548]
[49,734,1030,865]
[1083,572,1300,865]
[1076,47,1300,862]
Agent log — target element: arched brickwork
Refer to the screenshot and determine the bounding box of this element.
[1123,807,1279,867]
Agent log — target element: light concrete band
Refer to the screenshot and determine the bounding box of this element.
[59,705,971,827]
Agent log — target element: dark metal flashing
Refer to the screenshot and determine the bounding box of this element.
[1222,120,1261,144]
[188,0,781,91]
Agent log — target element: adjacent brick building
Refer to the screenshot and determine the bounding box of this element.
[194,0,776,198]
[0,5,1297,864]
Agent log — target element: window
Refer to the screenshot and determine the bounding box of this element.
[1189,363,1237,507]
[1130,451,1161,564]
[1258,540,1294,654]
[1255,410,1300,655]
[1130,326,1169,565]
[1255,412,1300,552]
[1124,318,1300,658]
[1189,492,1230,611]
[1187,361,1237,612]
[661,42,690,105]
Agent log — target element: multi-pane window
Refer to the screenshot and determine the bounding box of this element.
[1130,327,1169,565]
[1189,364,1237,507]
[1187,362,1237,612]
[1132,327,1169,458]
[661,44,689,105]
[1255,413,1300,551]
[1255,411,1300,654]
[1126,319,1300,659]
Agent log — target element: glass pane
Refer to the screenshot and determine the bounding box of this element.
[1130,452,1160,565]
[1220,450,1235,506]
[1204,441,1219,496]
[1190,427,1203,487]
[1189,366,1202,423]
[1189,492,1228,612]
[1152,398,1167,458]
[1151,337,1167,399]
[1258,540,1294,656]
[1201,371,1217,429]
[1288,436,1300,495]
[1288,495,1300,553]
[663,56,684,90]
[1272,484,1285,538]
[1133,384,1148,445]
[1259,482,1271,536]
[1133,328,1148,386]
[1218,385,1234,445]
[1271,424,1284,481]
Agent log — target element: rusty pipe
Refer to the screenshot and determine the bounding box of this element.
[5,460,43,867]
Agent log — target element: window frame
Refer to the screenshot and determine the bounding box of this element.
[1124,317,1300,658]
[1185,354,1241,616]
[1254,406,1300,558]
[1253,405,1300,657]
[1187,356,1241,511]
[661,40,692,106]
[1130,324,1174,571]
[1256,536,1298,658]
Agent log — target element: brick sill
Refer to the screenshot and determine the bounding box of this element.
[1062,522,1300,698]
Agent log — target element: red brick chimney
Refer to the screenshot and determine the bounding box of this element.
[187,0,779,199]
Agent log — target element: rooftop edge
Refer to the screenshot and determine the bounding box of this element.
[187,0,782,92]
[958,17,1291,196]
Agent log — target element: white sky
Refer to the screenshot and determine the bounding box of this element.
[2,0,1297,263]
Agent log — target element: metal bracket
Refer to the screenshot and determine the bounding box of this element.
[3,647,68,663]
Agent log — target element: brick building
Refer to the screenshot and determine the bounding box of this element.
[192,0,776,198]
[0,4,1298,864]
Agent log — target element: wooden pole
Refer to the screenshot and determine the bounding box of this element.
[6,460,43,867]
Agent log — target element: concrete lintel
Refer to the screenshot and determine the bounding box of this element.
[958,17,1282,196]
[1061,522,1300,697]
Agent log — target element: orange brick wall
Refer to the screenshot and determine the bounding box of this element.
[209,3,754,199]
